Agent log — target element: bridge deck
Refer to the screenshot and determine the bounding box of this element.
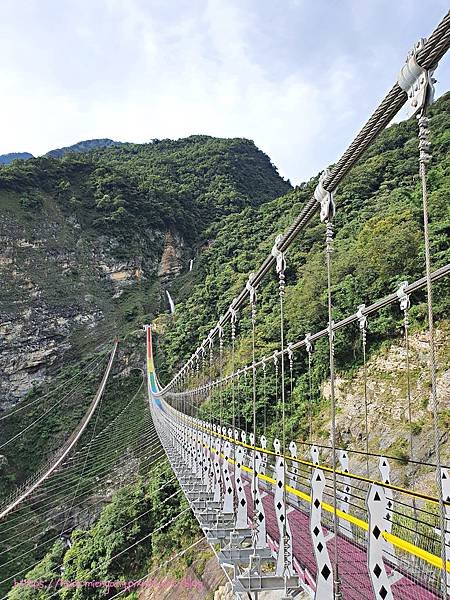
[239,478,440,599]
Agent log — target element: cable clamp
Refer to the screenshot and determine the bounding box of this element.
[314,167,336,222]
[229,299,238,324]
[271,234,286,274]
[327,321,335,341]
[246,273,257,305]
[287,342,294,359]
[396,281,410,311]
[217,317,223,338]
[304,332,313,354]
[356,304,367,330]
[398,38,435,116]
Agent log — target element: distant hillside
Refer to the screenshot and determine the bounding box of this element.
[0,152,34,165]
[0,140,122,165]
[0,134,290,410]
[45,138,122,158]
[0,134,290,590]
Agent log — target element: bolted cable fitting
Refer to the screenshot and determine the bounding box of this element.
[356,304,367,331]
[418,115,432,165]
[246,273,257,305]
[396,281,411,312]
[314,167,336,223]
[304,332,313,354]
[287,343,294,372]
[271,234,286,274]
[398,38,436,117]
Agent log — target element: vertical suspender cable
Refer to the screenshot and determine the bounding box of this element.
[418,108,447,597]
[272,235,291,594]
[247,276,259,558]
[321,185,342,599]
[357,306,370,477]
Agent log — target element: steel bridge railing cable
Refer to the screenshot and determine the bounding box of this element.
[0,435,165,543]
[108,536,206,599]
[37,507,191,600]
[0,443,166,550]
[0,470,176,576]
[0,382,155,528]
[0,403,165,573]
[0,476,184,593]
[168,264,450,398]
[0,341,118,521]
[0,345,111,421]
[159,10,450,394]
[0,353,109,450]
[0,400,156,525]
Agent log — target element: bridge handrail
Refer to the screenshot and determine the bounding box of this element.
[164,404,449,508]
[0,341,118,520]
[152,397,450,575]
[163,263,450,397]
[159,11,450,395]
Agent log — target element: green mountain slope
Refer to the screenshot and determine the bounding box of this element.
[0,94,449,599]
[156,93,450,435]
[0,135,290,409]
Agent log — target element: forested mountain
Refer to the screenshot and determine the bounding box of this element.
[0,152,34,165]
[0,135,290,409]
[0,134,290,595]
[0,140,122,165]
[44,138,122,158]
[0,93,449,598]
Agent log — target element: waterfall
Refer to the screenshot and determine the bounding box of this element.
[189,258,194,271]
[166,290,175,314]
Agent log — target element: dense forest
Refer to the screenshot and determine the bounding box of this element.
[0,93,449,598]
[156,93,450,439]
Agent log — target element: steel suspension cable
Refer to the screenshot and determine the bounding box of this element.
[0,478,178,572]
[418,106,448,598]
[0,342,118,521]
[0,347,110,422]
[175,265,449,397]
[0,478,185,590]
[0,425,161,533]
[357,306,370,477]
[108,536,205,599]
[0,445,167,548]
[322,190,342,598]
[247,276,259,558]
[0,353,109,451]
[158,11,450,395]
[0,413,156,518]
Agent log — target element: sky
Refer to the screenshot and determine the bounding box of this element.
[0,0,449,184]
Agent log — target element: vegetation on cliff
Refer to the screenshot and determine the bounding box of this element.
[156,93,450,442]
[1,94,449,597]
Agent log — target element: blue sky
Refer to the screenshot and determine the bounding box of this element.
[1,0,449,183]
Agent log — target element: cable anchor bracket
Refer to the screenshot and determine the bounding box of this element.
[271,234,286,274]
[246,273,257,305]
[304,332,313,354]
[314,167,336,223]
[398,38,436,117]
[356,304,367,331]
[396,281,410,312]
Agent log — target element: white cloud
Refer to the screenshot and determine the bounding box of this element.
[0,0,448,184]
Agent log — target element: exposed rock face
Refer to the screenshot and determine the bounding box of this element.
[0,209,164,410]
[158,230,185,282]
[319,324,450,491]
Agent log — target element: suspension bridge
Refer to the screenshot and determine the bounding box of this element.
[1,11,450,600]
